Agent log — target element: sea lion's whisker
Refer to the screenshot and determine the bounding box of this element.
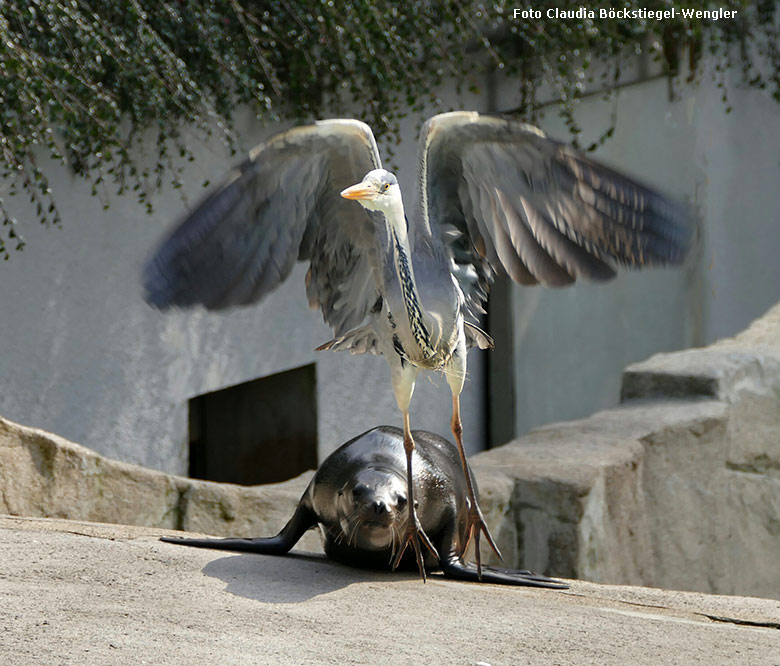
[347,516,362,548]
[337,512,360,545]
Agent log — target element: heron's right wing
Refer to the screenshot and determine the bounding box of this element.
[417,112,694,319]
[142,120,383,336]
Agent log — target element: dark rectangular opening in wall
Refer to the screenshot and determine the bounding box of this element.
[188,364,317,485]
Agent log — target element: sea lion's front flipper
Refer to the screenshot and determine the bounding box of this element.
[439,553,569,589]
[160,499,318,555]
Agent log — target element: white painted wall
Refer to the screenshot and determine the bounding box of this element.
[0,100,487,475]
[1,56,778,475]
[501,65,780,436]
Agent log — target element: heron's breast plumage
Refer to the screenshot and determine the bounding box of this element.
[380,289,461,370]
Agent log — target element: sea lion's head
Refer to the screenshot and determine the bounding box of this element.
[336,467,408,552]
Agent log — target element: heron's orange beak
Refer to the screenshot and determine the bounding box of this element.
[340,182,377,201]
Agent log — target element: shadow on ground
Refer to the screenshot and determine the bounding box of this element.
[201,549,415,603]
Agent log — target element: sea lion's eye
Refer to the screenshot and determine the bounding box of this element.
[396,496,407,509]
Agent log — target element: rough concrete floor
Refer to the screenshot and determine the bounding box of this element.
[2,515,779,666]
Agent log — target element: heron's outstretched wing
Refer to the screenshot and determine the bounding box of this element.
[417,111,694,318]
[142,120,382,336]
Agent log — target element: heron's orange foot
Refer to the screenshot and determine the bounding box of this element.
[392,509,439,582]
[460,502,503,579]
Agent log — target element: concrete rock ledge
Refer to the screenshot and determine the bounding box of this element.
[2,301,779,600]
[0,416,321,553]
[2,516,779,666]
[473,301,780,599]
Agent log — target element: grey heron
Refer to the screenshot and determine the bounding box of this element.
[143,111,693,580]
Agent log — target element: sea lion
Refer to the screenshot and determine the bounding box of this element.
[161,426,567,588]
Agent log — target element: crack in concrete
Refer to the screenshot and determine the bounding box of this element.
[61,529,119,540]
[726,455,780,478]
[173,485,190,532]
[563,590,780,631]
[701,613,780,630]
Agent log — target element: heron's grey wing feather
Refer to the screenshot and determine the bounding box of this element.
[418,112,693,317]
[143,120,382,336]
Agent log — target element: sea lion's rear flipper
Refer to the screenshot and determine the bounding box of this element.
[439,554,569,589]
[160,500,318,555]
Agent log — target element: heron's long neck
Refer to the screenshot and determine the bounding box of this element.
[385,209,437,359]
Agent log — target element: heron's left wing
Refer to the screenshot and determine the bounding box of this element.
[142,120,382,336]
[417,112,694,318]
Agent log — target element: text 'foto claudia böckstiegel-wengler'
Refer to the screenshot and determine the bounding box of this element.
[512,6,740,21]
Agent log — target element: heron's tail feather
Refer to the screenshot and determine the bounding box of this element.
[317,324,381,356]
[464,322,494,350]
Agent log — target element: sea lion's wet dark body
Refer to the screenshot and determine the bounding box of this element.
[161,426,566,588]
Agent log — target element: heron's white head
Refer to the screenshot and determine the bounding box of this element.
[340,169,402,215]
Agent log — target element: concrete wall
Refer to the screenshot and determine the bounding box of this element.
[500,64,780,438]
[0,103,486,475]
[1,55,778,476]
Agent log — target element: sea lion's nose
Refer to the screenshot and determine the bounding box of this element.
[372,500,388,516]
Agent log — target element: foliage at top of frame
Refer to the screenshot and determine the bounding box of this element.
[0,0,777,258]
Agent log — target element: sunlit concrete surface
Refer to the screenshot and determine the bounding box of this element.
[2,516,779,666]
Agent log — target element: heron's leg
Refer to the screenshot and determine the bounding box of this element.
[445,348,502,578]
[392,410,439,579]
[389,363,438,580]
